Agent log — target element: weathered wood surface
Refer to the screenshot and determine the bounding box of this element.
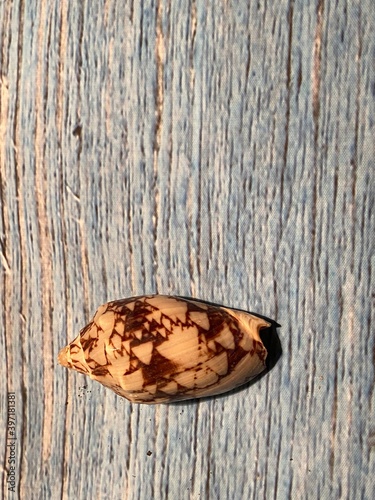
[1,1,374,499]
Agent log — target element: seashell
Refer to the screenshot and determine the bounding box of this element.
[58,295,273,404]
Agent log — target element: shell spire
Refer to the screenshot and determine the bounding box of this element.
[57,347,69,368]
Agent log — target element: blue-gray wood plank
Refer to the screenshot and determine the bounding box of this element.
[1,0,374,499]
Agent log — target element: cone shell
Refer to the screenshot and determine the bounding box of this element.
[58,295,271,404]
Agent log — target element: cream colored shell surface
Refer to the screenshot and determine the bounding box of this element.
[58,295,271,403]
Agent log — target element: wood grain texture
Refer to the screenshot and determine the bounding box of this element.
[1,0,374,499]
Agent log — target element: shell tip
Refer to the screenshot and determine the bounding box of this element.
[58,347,70,368]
